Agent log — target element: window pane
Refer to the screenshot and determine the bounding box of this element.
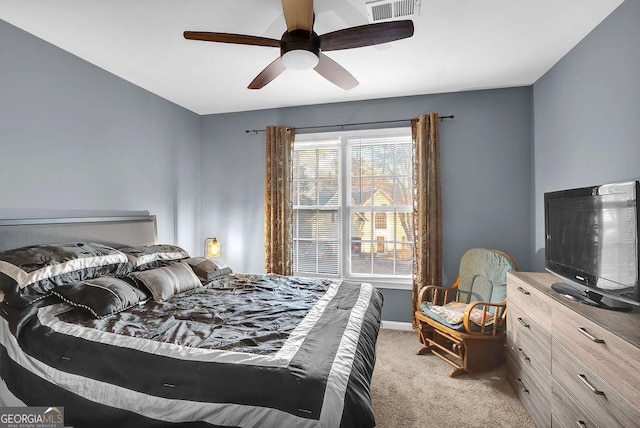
[294,210,315,239]
[293,240,299,271]
[394,176,412,205]
[373,144,393,176]
[295,149,317,179]
[351,145,362,176]
[297,181,317,206]
[351,178,372,207]
[318,149,338,178]
[351,248,372,275]
[357,145,373,177]
[317,210,338,238]
[318,179,338,206]
[393,143,412,176]
[396,212,414,243]
[396,245,413,276]
[351,212,367,246]
[373,250,394,275]
[372,178,392,206]
[296,241,317,273]
[318,242,339,275]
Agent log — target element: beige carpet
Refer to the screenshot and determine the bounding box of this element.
[371,329,535,428]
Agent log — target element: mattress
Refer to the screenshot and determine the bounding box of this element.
[0,273,383,428]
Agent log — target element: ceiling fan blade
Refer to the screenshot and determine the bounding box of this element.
[281,0,314,32]
[313,52,358,90]
[320,20,414,51]
[184,31,280,48]
[248,57,287,89]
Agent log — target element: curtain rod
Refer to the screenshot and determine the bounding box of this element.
[244,115,454,134]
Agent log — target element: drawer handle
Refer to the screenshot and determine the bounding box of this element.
[516,378,529,394]
[578,327,605,344]
[517,348,530,362]
[576,422,587,428]
[517,286,530,295]
[517,317,530,328]
[578,374,605,395]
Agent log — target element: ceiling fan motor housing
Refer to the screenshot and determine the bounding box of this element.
[280,30,321,69]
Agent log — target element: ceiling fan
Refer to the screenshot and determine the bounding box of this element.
[183,0,414,90]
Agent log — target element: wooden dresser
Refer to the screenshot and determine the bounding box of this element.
[506,272,640,428]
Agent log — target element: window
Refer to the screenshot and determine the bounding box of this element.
[292,129,414,284]
[292,145,339,275]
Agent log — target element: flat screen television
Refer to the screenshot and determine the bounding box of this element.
[544,180,640,310]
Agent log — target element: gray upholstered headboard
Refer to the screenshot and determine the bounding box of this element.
[0,215,157,252]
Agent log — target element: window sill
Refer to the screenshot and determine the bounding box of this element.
[351,278,412,291]
[293,273,413,290]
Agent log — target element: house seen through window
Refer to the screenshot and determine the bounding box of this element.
[292,128,414,283]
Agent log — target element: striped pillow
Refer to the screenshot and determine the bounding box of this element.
[119,244,190,271]
[0,242,131,308]
[129,263,201,301]
[53,277,149,319]
[182,257,232,282]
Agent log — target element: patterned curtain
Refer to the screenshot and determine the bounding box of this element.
[264,126,295,275]
[411,113,443,329]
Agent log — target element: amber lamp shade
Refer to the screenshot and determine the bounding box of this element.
[205,237,220,258]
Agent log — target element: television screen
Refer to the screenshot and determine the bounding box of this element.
[545,181,639,307]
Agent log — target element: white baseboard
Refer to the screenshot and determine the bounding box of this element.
[380,320,414,331]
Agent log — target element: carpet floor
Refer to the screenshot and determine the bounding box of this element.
[370,329,535,428]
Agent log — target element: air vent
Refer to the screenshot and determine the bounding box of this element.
[366,0,421,23]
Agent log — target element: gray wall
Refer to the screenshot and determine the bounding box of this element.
[12,2,618,323]
[202,88,533,322]
[532,0,640,270]
[0,20,203,255]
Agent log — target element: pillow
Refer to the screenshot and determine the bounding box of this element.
[129,262,201,301]
[119,244,189,271]
[182,257,232,282]
[52,277,149,319]
[0,242,131,308]
[422,301,495,328]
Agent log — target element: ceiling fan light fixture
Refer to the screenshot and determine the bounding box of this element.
[280,30,321,70]
[184,0,415,89]
[282,49,319,70]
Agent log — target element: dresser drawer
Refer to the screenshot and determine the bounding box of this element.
[507,354,551,428]
[507,273,553,332]
[552,303,640,406]
[552,380,600,428]
[506,343,551,406]
[506,305,551,400]
[552,339,640,427]
[507,303,552,371]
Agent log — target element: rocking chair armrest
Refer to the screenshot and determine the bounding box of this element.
[462,300,507,335]
[418,281,459,305]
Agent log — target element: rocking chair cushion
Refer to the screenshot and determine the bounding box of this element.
[420,301,495,331]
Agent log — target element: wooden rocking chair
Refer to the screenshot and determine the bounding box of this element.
[414,248,518,377]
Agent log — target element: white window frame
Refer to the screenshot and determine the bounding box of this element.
[294,127,413,290]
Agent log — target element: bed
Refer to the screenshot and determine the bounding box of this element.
[0,215,383,427]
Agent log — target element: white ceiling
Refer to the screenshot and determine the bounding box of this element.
[0,0,624,115]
